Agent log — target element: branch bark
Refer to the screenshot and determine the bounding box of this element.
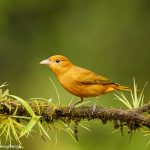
[0,99,150,132]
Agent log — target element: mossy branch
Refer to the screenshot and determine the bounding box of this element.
[1,99,150,131]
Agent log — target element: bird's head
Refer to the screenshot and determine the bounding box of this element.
[40,55,73,75]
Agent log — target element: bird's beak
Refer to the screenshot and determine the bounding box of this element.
[40,59,50,65]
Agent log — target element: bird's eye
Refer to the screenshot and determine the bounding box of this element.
[55,59,60,63]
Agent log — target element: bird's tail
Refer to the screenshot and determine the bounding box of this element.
[116,85,132,91]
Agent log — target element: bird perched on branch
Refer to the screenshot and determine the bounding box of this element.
[40,55,130,106]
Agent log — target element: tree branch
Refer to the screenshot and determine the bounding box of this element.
[0,99,150,132]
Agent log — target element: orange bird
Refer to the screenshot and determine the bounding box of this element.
[40,55,130,106]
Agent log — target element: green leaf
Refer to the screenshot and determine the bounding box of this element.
[0,82,8,88]
[0,89,2,97]
[2,89,9,97]
[37,121,51,141]
[20,117,39,138]
[9,95,36,117]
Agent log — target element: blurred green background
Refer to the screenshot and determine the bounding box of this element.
[0,0,150,149]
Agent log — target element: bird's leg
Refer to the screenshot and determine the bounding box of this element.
[69,97,84,109]
[92,96,99,114]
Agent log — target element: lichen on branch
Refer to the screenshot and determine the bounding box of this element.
[1,99,150,130]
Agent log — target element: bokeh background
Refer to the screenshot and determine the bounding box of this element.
[0,0,150,150]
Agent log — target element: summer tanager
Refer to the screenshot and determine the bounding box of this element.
[40,55,130,105]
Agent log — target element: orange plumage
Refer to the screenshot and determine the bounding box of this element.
[40,55,130,104]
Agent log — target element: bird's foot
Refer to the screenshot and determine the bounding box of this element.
[68,98,83,112]
[91,105,96,114]
[68,104,76,112]
[91,99,98,114]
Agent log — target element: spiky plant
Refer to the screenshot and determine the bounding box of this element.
[114,78,147,109]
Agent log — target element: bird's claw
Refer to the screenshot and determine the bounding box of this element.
[91,99,98,114]
[91,105,97,114]
[68,104,76,112]
[68,99,83,112]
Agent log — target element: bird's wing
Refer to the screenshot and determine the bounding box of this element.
[72,66,114,85]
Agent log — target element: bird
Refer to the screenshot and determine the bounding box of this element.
[40,55,130,107]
